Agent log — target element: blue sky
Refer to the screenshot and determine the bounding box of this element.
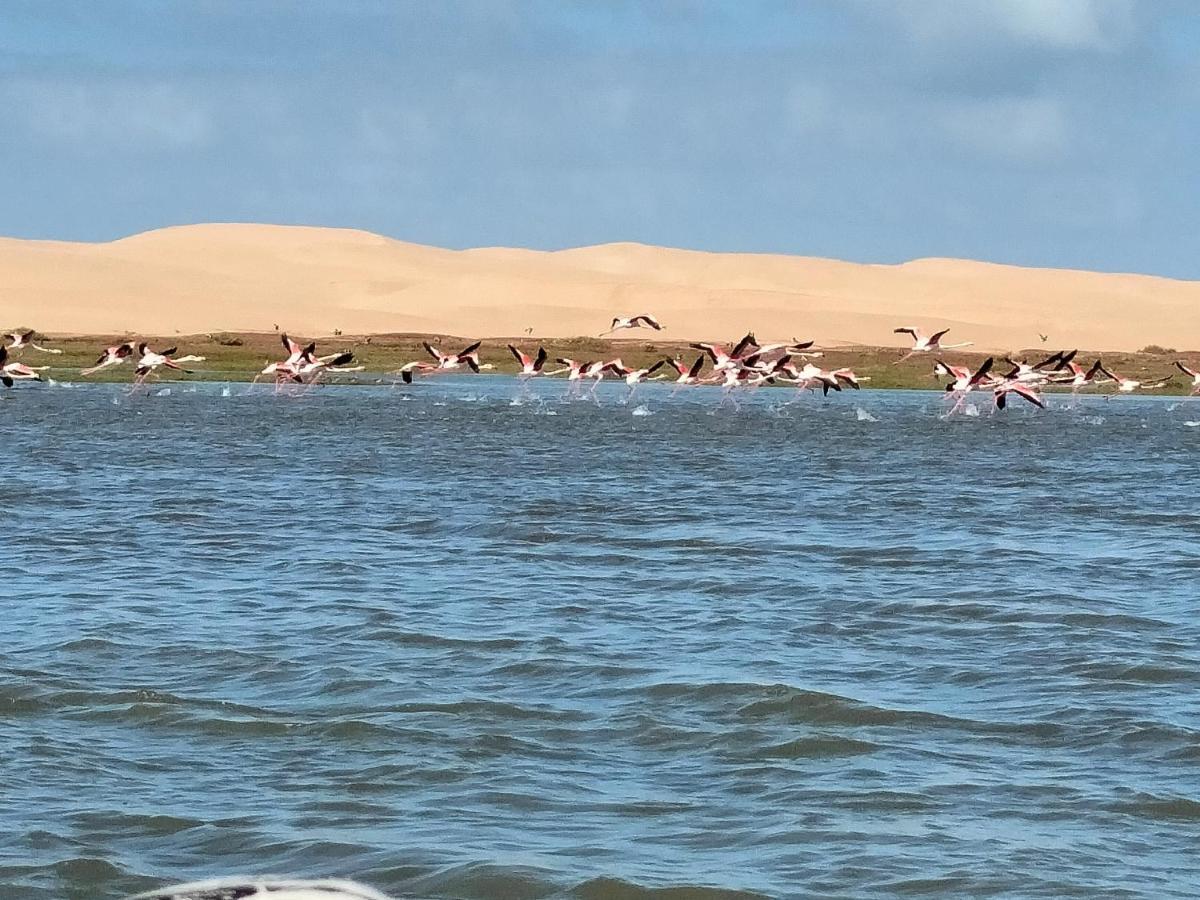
[2,1,1198,277]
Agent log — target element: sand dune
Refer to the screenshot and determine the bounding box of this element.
[2,223,1196,351]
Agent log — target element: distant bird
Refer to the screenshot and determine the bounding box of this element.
[5,330,62,354]
[524,327,533,335]
[1175,360,1200,395]
[81,341,136,376]
[1039,333,1049,343]
[123,877,392,900]
[893,327,972,362]
[424,340,483,372]
[508,344,548,377]
[601,314,663,336]
[273,323,280,331]
[0,346,46,387]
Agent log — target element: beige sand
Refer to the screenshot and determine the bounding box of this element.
[2,223,1196,351]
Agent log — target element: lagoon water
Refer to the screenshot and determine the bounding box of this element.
[2,378,1198,899]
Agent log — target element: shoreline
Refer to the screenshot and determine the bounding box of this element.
[12,331,1200,394]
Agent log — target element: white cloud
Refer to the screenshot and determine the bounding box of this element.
[891,0,1136,51]
[939,96,1071,163]
[0,77,212,149]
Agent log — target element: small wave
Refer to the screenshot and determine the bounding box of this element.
[1109,794,1200,821]
[753,735,881,758]
[574,877,769,899]
[855,407,878,422]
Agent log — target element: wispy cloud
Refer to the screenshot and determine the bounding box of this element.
[1,76,213,149]
[939,96,1072,164]
[885,0,1137,52]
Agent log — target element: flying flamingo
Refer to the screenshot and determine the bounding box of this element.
[131,343,193,390]
[424,340,484,372]
[1050,358,1106,402]
[936,356,994,415]
[993,379,1045,410]
[394,361,438,384]
[607,358,667,401]
[690,332,761,374]
[600,314,663,336]
[297,350,356,385]
[0,346,46,387]
[1001,350,1075,386]
[1097,363,1172,394]
[893,327,973,362]
[1174,361,1200,395]
[830,367,868,390]
[81,342,136,376]
[5,330,62,354]
[508,344,548,377]
[666,355,706,386]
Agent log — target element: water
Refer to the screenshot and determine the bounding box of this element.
[3,379,1199,899]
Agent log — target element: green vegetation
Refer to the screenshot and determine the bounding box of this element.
[17,332,1200,394]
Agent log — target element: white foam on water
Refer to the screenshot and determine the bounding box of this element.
[221,387,231,397]
[963,404,980,417]
[1185,421,1200,427]
[1081,415,1106,425]
[155,389,171,397]
[855,407,878,422]
[631,405,652,416]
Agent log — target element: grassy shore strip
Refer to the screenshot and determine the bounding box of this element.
[14,331,1200,394]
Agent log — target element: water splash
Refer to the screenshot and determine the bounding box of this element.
[631,405,652,417]
[855,407,878,422]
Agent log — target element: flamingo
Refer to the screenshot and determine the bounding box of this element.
[0,346,46,387]
[297,350,355,383]
[690,332,760,373]
[600,314,663,336]
[394,360,438,384]
[1174,361,1200,395]
[424,340,484,372]
[1050,358,1106,400]
[81,342,136,376]
[132,343,193,389]
[782,362,843,395]
[894,327,973,362]
[937,356,994,415]
[5,330,62,354]
[667,355,707,385]
[122,877,392,900]
[1001,350,1075,386]
[508,344,548,377]
[830,367,868,389]
[994,380,1045,410]
[1097,364,1172,394]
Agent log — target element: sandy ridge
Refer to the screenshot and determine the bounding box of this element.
[2,223,1197,352]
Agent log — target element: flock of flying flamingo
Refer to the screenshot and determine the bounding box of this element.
[3,319,1198,413]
